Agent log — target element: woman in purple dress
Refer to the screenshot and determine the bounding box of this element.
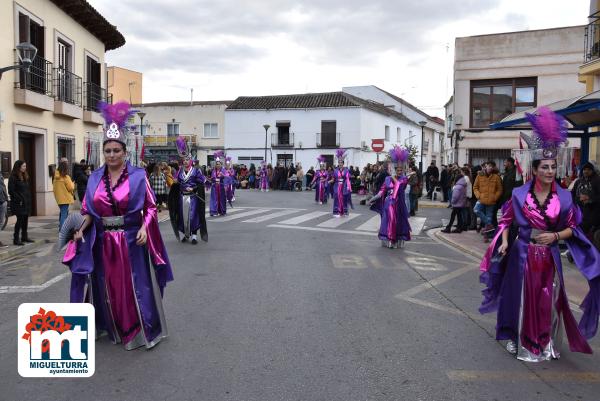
[369,146,411,248]
[259,161,269,192]
[224,156,237,203]
[65,101,173,350]
[329,149,352,217]
[480,107,600,361]
[209,151,227,216]
[310,156,329,204]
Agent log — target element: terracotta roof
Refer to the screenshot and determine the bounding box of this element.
[227,92,412,122]
[133,101,233,107]
[50,0,125,51]
[429,116,445,125]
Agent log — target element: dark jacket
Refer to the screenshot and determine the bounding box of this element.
[499,166,522,206]
[426,165,439,183]
[573,171,600,233]
[76,173,89,202]
[0,178,8,204]
[8,174,31,215]
[440,168,450,189]
[374,170,389,193]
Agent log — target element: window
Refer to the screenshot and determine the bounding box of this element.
[56,136,75,164]
[277,154,294,168]
[203,123,218,138]
[385,125,390,141]
[320,121,337,147]
[470,77,537,128]
[167,123,179,136]
[408,130,413,145]
[396,127,401,142]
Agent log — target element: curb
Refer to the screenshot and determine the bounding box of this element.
[420,203,451,209]
[0,238,52,262]
[430,228,485,260]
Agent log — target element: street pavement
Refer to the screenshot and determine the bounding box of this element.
[1,189,599,401]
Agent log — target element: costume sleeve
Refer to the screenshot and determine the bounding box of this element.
[480,198,515,273]
[81,194,89,215]
[143,177,168,268]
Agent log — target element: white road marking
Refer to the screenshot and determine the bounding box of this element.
[214,209,271,222]
[278,211,330,225]
[317,213,360,228]
[355,215,381,231]
[243,209,303,223]
[0,272,70,294]
[268,224,375,236]
[409,217,427,236]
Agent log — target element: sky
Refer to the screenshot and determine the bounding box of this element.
[89,0,590,118]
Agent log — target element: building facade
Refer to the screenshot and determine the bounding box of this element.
[579,0,600,162]
[136,101,231,166]
[452,26,585,168]
[107,66,142,104]
[0,0,124,215]
[224,90,431,171]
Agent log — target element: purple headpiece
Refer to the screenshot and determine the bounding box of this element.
[520,107,568,160]
[389,145,409,166]
[213,150,225,163]
[99,101,135,145]
[225,156,232,165]
[317,155,326,166]
[176,136,191,159]
[335,148,347,162]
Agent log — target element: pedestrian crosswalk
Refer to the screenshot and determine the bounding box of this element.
[207,206,428,236]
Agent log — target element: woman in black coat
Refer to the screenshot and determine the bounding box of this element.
[7,160,32,246]
[76,165,91,202]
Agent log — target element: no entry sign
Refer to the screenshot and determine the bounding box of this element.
[371,139,385,152]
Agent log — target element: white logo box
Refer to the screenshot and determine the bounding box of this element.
[18,303,95,378]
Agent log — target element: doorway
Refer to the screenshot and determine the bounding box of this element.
[18,133,37,216]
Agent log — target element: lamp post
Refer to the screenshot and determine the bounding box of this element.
[0,42,37,80]
[263,124,270,163]
[137,112,146,135]
[418,120,427,176]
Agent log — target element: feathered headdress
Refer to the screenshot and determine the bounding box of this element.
[317,155,326,167]
[389,145,409,166]
[225,156,232,165]
[176,136,191,159]
[99,101,135,145]
[213,150,225,163]
[520,107,568,160]
[335,148,347,161]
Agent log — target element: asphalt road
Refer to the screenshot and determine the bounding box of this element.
[1,189,599,401]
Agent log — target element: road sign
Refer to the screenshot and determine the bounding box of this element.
[371,139,384,152]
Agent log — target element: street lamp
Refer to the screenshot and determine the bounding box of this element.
[263,124,270,163]
[0,42,37,80]
[137,112,146,135]
[418,120,427,176]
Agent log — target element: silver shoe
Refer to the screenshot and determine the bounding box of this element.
[398,240,405,249]
[506,340,517,354]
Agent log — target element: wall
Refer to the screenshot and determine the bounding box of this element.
[0,0,110,215]
[108,66,142,103]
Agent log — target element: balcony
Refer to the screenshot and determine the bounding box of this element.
[13,55,54,111]
[584,19,600,64]
[316,132,340,148]
[53,68,83,119]
[83,82,109,124]
[144,135,197,147]
[271,132,294,148]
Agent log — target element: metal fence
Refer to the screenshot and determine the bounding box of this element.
[14,54,53,96]
[84,82,107,112]
[53,68,82,106]
[316,132,340,148]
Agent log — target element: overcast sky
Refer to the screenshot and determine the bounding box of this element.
[89,0,590,117]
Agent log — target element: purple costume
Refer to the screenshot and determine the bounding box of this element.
[259,167,269,191]
[177,166,206,236]
[480,182,600,360]
[370,175,411,244]
[331,167,352,216]
[224,167,236,202]
[63,162,173,350]
[311,169,329,203]
[209,167,227,216]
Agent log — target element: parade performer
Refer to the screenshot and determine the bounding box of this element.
[329,149,352,216]
[259,161,269,192]
[64,101,173,350]
[369,146,411,248]
[224,156,237,203]
[209,151,227,216]
[168,136,207,244]
[480,107,600,361]
[310,156,329,204]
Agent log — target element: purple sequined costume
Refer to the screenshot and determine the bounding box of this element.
[370,175,411,245]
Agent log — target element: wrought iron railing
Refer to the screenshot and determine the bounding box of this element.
[584,21,600,63]
[271,132,294,148]
[53,68,82,106]
[84,82,107,112]
[316,132,340,148]
[14,53,53,96]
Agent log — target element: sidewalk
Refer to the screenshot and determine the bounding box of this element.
[433,228,590,305]
[0,208,171,262]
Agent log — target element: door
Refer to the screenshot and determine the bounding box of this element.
[321,121,337,147]
[57,40,72,102]
[18,133,37,216]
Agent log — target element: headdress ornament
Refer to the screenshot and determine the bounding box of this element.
[99,101,135,145]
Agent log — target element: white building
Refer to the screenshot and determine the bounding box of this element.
[135,101,231,165]
[0,0,123,215]
[224,88,442,171]
[452,26,585,167]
